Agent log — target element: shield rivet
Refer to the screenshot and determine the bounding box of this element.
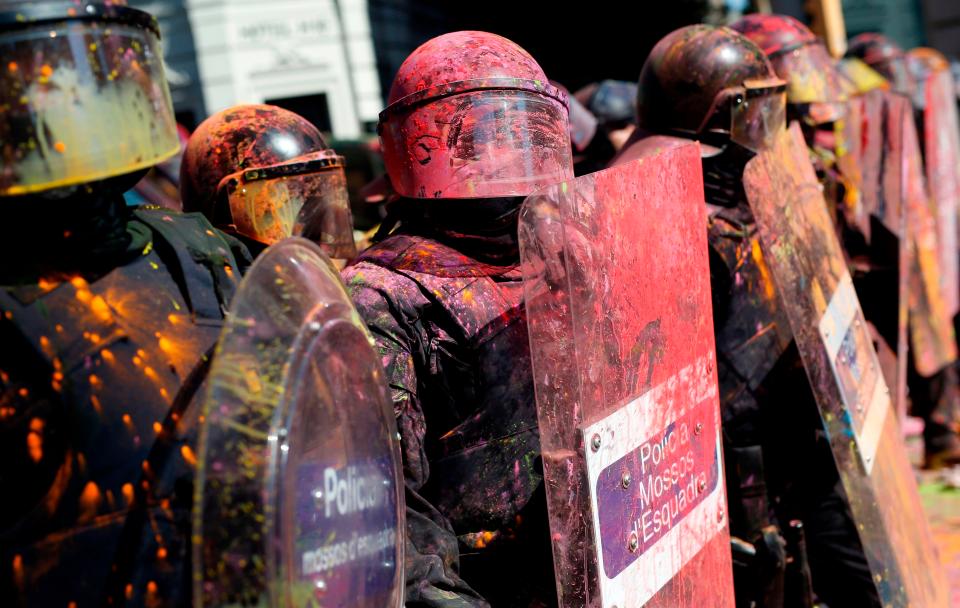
[694,422,703,436]
[628,532,639,553]
[621,473,632,489]
[591,434,602,452]
[698,479,707,493]
[717,505,725,523]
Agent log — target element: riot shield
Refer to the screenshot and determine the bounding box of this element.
[192,238,404,607]
[520,143,734,607]
[919,67,960,318]
[846,89,910,421]
[744,123,949,606]
[894,93,959,376]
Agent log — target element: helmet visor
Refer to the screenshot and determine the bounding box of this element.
[772,43,849,105]
[730,80,787,152]
[221,152,356,258]
[379,84,574,199]
[0,10,179,195]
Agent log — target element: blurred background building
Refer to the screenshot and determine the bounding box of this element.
[134,0,960,137]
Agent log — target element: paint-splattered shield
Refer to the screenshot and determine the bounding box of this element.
[192,238,404,607]
[519,144,734,607]
[843,89,910,420]
[919,68,960,318]
[744,123,949,606]
[889,94,959,376]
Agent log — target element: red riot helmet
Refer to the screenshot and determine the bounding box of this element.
[636,25,787,153]
[846,33,916,97]
[378,31,574,200]
[180,104,355,258]
[731,14,849,125]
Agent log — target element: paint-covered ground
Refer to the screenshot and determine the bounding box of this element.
[906,422,960,605]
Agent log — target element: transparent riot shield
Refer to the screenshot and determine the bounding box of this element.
[744,123,949,606]
[192,238,404,607]
[520,143,734,608]
[919,68,960,318]
[894,93,959,376]
[846,89,910,421]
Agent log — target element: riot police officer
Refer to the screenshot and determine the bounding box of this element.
[0,3,246,604]
[180,104,357,264]
[342,31,574,606]
[615,25,879,607]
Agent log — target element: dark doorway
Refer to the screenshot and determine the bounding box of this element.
[265,93,333,134]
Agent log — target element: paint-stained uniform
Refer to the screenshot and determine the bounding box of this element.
[0,207,248,606]
[343,229,555,607]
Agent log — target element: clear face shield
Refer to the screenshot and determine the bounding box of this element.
[218,151,357,260]
[728,79,788,153]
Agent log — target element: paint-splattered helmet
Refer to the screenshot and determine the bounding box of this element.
[378,30,574,200]
[907,47,951,109]
[731,14,848,125]
[846,33,915,97]
[837,57,890,95]
[0,2,179,196]
[636,25,787,152]
[180,104,355,256]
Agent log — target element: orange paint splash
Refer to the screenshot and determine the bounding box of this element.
[180,445,197,467]
[101,349,115,363]
[90,295,111,322]
[152,421,162,434]
[79,481,101,518]
[122,483,134,505]
[26,433,42,463]
[12,554,23,587]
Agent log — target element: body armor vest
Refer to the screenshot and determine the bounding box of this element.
[0,208,241,606]
[350,233,541,534]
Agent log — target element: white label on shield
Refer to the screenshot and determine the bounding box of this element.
[582,351,726,608]
[818,272,890,474]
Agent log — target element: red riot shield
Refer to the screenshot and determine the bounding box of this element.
[920,68,960,317]
[744,124,949,606]
[894,93,959,375]
[520,144,734,607]
[193,239,404,607]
